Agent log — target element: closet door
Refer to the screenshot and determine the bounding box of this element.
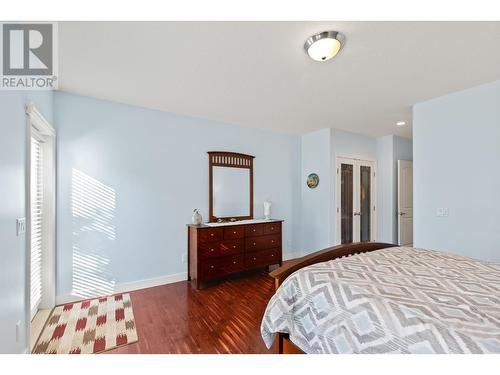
[336,157,376,244]
[337,158,356,244]
[356,160,375,243]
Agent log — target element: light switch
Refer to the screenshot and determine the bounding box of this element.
[16,218,26,236]
[436,208,449,217]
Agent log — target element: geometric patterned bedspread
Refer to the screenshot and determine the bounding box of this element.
[261,247,500,353]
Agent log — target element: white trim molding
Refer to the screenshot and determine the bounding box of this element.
[56,272,188,305]
[26,103,55,136]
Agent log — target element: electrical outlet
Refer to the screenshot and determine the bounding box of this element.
[16,218,26,236]
[181,254,187,264]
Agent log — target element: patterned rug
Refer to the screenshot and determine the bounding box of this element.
[33,293,138,354]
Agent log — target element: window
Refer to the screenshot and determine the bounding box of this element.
[26,104,56,330]
[30,134,44,319]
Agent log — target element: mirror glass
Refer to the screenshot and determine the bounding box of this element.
[212,166,250,218]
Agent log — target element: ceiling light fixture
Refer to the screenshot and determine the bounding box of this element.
[304,31,345,62]
[396,121,406,126]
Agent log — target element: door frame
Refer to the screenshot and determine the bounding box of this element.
[25,103,56,348]
[335,154,377,245]
[397,159,413,246]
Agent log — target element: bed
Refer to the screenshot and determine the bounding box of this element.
[261,242,500,354]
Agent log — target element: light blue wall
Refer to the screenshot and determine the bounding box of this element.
[292,127,396,254]
[376,135,395,243]
[54,92,301,301]
[300,128,412,252]
[300,128,332,253]
[413,80,500,261]
[331,129,377,158]
[375,135,413,244]
[0,90,53,353]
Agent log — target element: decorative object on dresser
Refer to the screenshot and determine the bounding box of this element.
[191,209,202,225]
[187,151,283,289]
[263,201,272,220]
[188,220,283,289]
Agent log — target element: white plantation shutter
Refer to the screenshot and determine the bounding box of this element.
[31,136,43,319]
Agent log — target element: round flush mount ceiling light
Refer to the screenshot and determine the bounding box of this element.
[396,121,406,126]
[304,31,345,62]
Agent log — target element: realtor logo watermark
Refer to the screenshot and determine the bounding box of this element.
[1,22,58,90]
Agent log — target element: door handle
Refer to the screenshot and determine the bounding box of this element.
[398,212,406,216]
[353,212,361,216]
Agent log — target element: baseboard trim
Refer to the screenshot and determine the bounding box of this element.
[283,251,303,261]
[56,272,188,305]
[56,253,302,305]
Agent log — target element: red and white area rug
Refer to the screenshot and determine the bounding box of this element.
[33,293,138,354]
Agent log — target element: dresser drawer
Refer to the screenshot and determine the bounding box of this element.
[245,248,281,268]
[198,228,223,243]
[199,239,243,258]
[263,222,281,235]
[200,254,244,280]
[223,226,245,239]
[245,234,281,251]
[219,239,244,256]
[245,224,263,237]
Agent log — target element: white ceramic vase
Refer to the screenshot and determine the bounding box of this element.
[263,201,271,220]
[192,209,202,225]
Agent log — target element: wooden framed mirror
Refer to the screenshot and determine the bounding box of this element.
[208,151,254,222]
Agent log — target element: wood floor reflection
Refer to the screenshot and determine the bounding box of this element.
[106,269,276,354]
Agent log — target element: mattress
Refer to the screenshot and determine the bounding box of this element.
[261,246,500,353]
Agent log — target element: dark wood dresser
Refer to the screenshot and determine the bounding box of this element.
[187,220,283,289]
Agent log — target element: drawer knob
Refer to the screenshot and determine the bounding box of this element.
[253,229,256,232]
[233,231,236,234]
[271,254,274,257]
[210,233,214,237]
[210,265,214,269]
[232,245,236,249]
[253,242,256,246]
[271,227,274,230]
[271,240,275,243]
[233,261,237,264]
[253,257,256,260]
[210,248,214,252]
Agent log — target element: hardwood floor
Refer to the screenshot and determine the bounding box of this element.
[106,269,277,354]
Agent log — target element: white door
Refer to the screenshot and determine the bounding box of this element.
[336,157,376,244]
[397,160,413,246]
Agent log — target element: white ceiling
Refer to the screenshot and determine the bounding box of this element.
[58,22,500,138]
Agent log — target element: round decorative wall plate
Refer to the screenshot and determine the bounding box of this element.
[307,173,319,189]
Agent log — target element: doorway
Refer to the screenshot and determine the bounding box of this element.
[336,156,377,244]
[397,160,413,246]
[26,104,56,351]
